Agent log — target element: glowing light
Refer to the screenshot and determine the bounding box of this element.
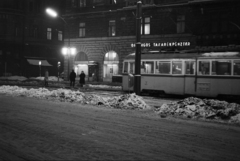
[46,8,58,18]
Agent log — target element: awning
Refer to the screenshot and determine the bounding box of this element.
[27,59,52,66]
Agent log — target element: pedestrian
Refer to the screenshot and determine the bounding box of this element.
[44,69,49,87]
[69,69,76,88]
[79,71,85,87]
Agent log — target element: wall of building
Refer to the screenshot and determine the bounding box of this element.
[62,0,240,82]
[0,0,65,77]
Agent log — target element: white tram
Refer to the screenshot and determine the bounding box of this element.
[122,52,240,97]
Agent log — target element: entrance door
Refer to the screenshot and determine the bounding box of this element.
[103,51,119,82]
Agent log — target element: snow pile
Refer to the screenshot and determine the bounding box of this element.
[87,84,122,90]
[34,76,64,82]
[0,85,150,110]
[156,97,240,123]
[0,76,27,81]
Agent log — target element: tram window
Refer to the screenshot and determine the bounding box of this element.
[198,61,210,75]
[130,62,135,74]
[233,60,240,75]
[123,62,128,73]
[172,61,182,74]
[141,61,154,74]
[156,61,171,74]
[185,61,195,75]
[212,60,231,75]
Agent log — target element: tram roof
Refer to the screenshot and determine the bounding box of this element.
[123,52,240,60]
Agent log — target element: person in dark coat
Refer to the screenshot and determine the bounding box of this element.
[69,69,76,87]
[79,71,85,87]
[44,69,49,87]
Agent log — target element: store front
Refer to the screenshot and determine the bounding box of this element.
[103,51,119,82]
[74,51,98,82]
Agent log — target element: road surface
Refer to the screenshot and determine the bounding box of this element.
[0,94,240,161]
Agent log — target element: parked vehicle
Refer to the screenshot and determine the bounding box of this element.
[122,52,240,97]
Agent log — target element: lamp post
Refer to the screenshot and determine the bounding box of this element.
[134,1,142,95]
[39,61,41,77]
[58,61,61,82]
[46,8,76,81]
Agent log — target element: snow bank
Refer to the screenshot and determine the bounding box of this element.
[0,76,27,81]
[87,84,122,90]
[0,85,150,110]
[155,97,240,123]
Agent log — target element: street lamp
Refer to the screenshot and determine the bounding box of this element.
[39,61,41,77]
[46,8,76,81]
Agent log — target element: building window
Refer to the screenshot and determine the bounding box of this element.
[15,27,20,37]
[33,28,38,38]
[109,0,117,5]
[126,0,153,6]
[109,20,116,37]
[177,15,185,33]
[71,0,77,7]
[141,17,150,35]
[47,28,52,40]
[79,0,86,7]
[79,23,86,37]
[58,31,63,41]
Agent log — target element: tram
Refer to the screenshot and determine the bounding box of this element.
[122,52,240,97]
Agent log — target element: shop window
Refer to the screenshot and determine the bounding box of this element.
[233,60,240,75]
[104,51,119,78]
[109,20,116,37]
[79,22,86,37]
[47,28,52,40]
[177,15,185,33]
[198,61,210,75]
[212,60,231,75]
[172,61,182,74]
[141,17,150,35]
[58,31,63,41]
[141,61,154,74]
[156,61,171,74]
[185,61,195,75]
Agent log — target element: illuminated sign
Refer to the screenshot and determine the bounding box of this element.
[131,42,191,48]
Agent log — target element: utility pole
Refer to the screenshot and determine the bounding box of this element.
[134,1,142,95]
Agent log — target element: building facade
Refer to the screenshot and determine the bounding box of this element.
[0,0,65,77]
[62,0,240,82]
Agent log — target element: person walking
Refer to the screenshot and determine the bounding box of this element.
[44,69,49,87]
[79,71,85,87]
[69,69,76,88]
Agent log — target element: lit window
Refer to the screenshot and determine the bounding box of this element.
[58,31,63,41]
[185,61,195,75]
[79,22,86,37]
[212,60,231,75]
[156,61,171,74]
[172,61,182,74]
[177,15,185,33]
[79,0,86,7]
[109,0,117,5]
[234,60,240,75]
[141,61,154,74]
[141,17,150,35]
[109,20,116,37]
[47,28,52,40]
[198,61,210,75]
